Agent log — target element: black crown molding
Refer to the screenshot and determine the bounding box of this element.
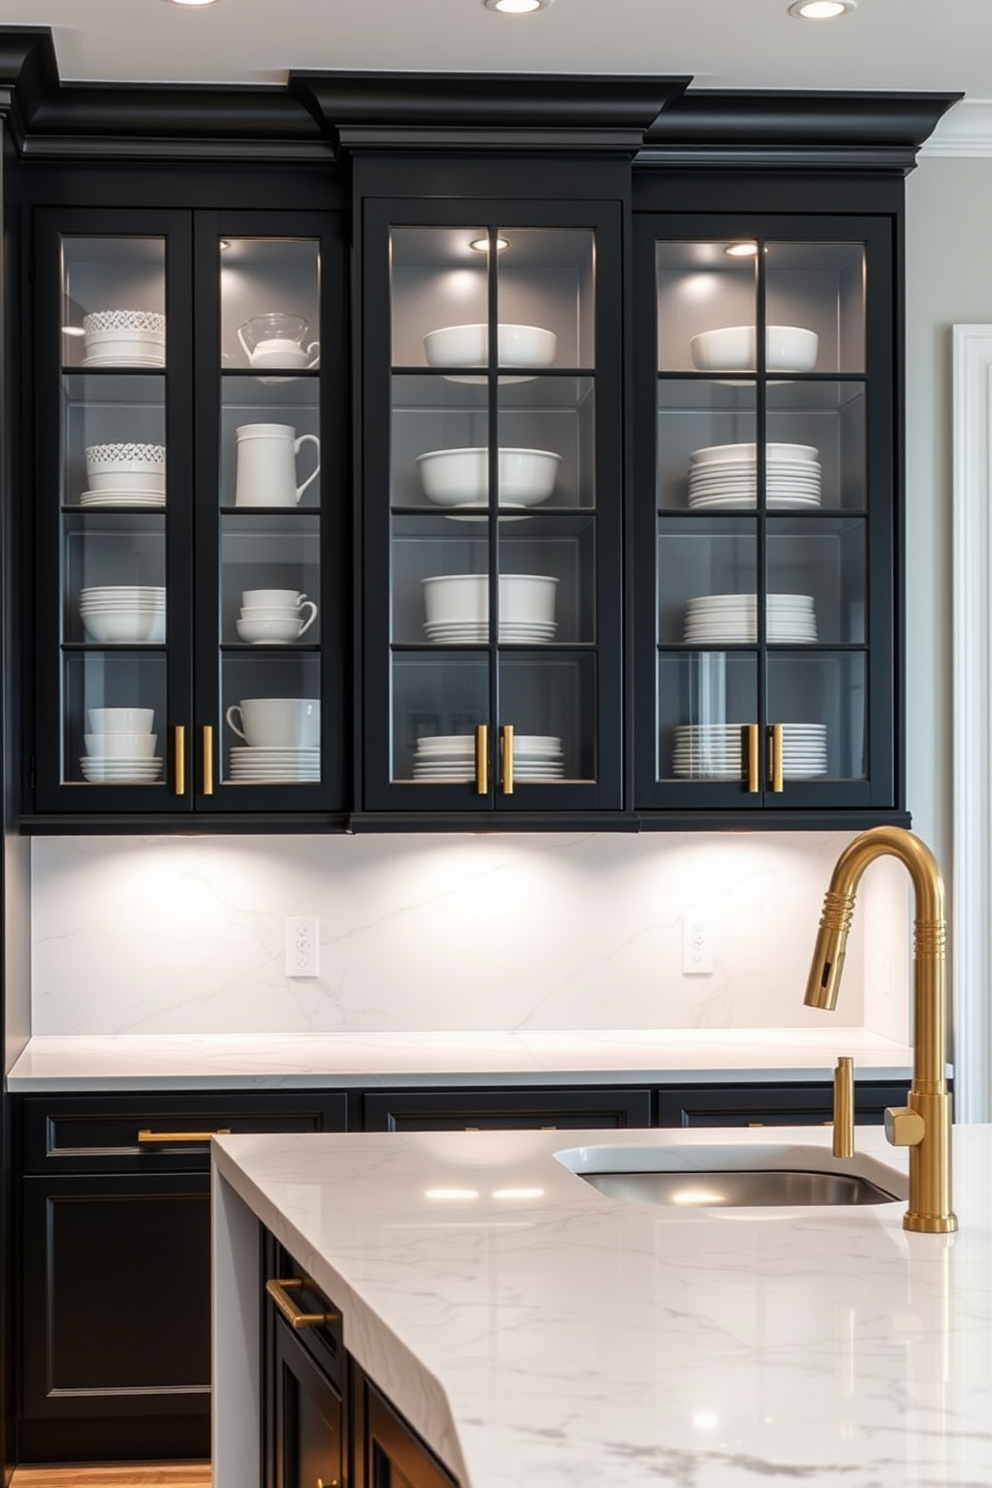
[0,26,962,170]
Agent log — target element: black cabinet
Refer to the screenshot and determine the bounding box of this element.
[655,1080,908,1129]
[25,191,350,826]
[362,1085,652,1131]
[16,1090,347,1462]
[356,1375,458,1488]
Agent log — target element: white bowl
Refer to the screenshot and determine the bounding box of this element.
[689,325,819,373]
[82,611,166,644]
[690,441,819,465]
[423,323,557,370]
[83,309,165,334]
[417,447,561,506]
[85,443,166,492]
[84,733,158,759]
[423,573,558,626]
[88,707,154,733]
[236,616,303,644]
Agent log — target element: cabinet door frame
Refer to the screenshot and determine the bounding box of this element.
[632,209,899,816]
[359,192,626,819]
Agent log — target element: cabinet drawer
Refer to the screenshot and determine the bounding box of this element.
[362,1087,653,1132]
[20,1090,349,1173]
[656,1081,909,1129]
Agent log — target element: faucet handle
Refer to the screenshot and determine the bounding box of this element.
[885,1105,926,1147]
[832,1056,855,1158]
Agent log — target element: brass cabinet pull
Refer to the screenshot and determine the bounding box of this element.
[475,724,489,794]
[743,724,760,793]
[266,1277,340,1330]
[202,724,214,796]
[768,722,785,793]
[173,724,186,796]
[500,723,514,794]
[137,1128,231,1143]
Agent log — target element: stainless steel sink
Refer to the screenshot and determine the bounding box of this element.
[578,1168,899,1207]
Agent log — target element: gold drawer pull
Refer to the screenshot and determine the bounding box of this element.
[500,723,514,794]
[137,1128,232,1144]
[202,724,214,796]
[475,723,488,795]
[743,723,760,793]
[266,1277,340,1330]
[768,722,785,793]
[174,724,186,796]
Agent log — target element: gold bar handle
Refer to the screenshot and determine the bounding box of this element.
[173,724,186,796]
[832,1056,855,1158]
[202,725,214,796]
[743,724,760,793]
[768,722,785,793]
[266,1277,340,1330]
[501,723,514,795]
[137,1128,231,1144]
[475,724,489,795]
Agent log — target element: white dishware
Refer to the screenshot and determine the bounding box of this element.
[82,311,166,367]
[237,313,319,370]
[225,698,320,749]
[81,611,166,644]
[422,573,558,627]
[689,325,819,373]
[88,706,154,733]
[84,732,158,759]
[241,589,305,609]
[80,759,164,783]
[235,423,320,507]
[417,447,561,507]
[423,323,557,372]
[85,443,166,494]
[236,612,314,645]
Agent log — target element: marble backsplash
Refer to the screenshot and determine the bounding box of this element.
[29,831,909,1038]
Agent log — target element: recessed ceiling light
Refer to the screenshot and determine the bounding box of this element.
[724,241,758,258]
[162,0,222,8]
[484,0,553,13]
[469,235,510,252]
[788,0,856,17]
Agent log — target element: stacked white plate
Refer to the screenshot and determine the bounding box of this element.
[81,757,164,783]
[80,715,162,784]
[687,442,822,510]
[412,734,565,781]
[229,747,320,783]
[671,723,828,779]
[683,593,817,644]
[79,586,166,644]
[80,441,166,508]
[424,620,558,643]
[79,490,165,509]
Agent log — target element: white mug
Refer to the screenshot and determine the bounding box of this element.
[235,423,320,508]
[226,697,320,749]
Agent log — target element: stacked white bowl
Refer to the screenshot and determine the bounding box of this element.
[671,723,827,780]
[80,586,166,644]
[683,593,817,644]
[422,573,558,643]
[82,309,166,367]
[82,443,166,508]
[687,442,822,510]
[81,707,162,783]
[423,323,557,375]
[688,325,818,374]
[236,589,318,645]
[413,734,565,782]
[417,446,561,513]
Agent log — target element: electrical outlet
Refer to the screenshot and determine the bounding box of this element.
[286,917,319,977]
[682,906,713,976]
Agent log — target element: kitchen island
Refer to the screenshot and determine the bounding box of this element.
[212,1123,992,1488]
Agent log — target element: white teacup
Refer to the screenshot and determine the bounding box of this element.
[88,707,154,733]
[225,697,320,749]
[242,589,304,609]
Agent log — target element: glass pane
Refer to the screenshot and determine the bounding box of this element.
[392,375,489,512]
[62,237,165,370]
[765,242,865,376]
[221,654,321,785]
[391,655,489,783]
[390,227,489,369]
[64,652,168,787]
[657,518,758,646]
[220,515,321,644]
[221,378,321,510]
[767,653,866,780]
[767,381,866,512]
[495,228,594,369]
[657,380,757,513]
[63,374,166,509]
[767,518,866,647]
[65,514,166,644]
[220,238,320,373]
[656,241,757,374]
[498,376,594,511]
[500,654,597,782]
[657,651,758,782]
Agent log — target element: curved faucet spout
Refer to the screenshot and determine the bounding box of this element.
[804,826,956,1234]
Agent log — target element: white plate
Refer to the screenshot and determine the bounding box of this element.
[689,443,819,464]
[80,355,166,368]
[79,491,166,507]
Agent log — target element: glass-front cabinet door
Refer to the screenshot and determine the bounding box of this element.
[362,201,623,814]
[634,216,895,813]
[31,207,344,816]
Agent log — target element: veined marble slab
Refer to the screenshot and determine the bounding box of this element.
[213,1123,992,1488]
[8,1027,915,1090]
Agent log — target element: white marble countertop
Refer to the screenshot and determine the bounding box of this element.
[6,1027,915,1090]
[212,1122,991,1488]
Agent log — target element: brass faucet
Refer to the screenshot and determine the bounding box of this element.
[804,825,957,1234]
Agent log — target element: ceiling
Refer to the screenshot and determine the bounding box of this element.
[0,0,986,101]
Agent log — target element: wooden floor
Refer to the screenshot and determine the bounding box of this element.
[9,1467,211,1488]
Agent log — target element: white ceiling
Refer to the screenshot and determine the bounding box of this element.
[0,0,987,99]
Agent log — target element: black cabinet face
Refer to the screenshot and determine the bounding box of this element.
[272,1317,343,1488]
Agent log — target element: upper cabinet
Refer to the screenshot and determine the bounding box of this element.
[359,190,625,817]
[632,212,896,816]
[28,203,348,821]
